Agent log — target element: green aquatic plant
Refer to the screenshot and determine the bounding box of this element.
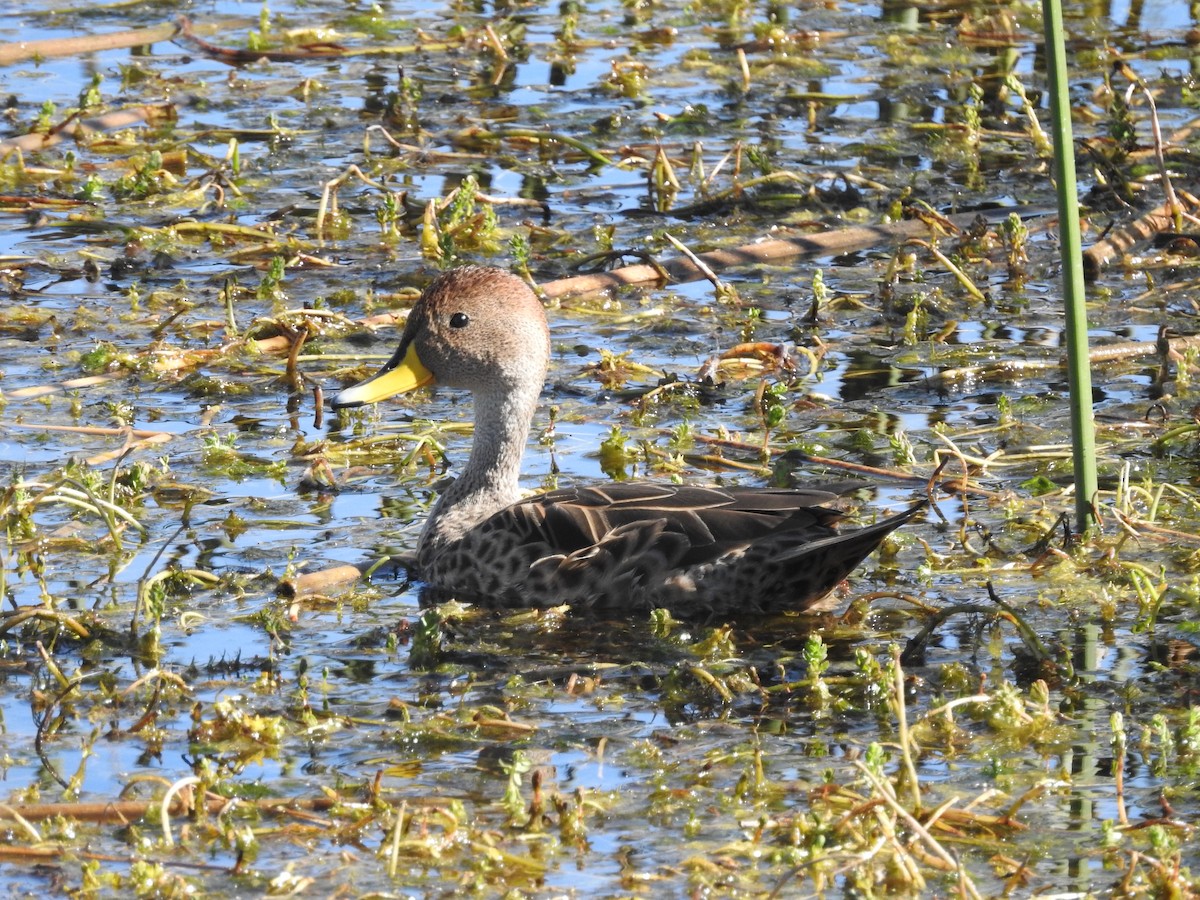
[1042,0,1097,530]
[421,175,501,263]
[1,0,1199,893]
[256,255,287,301]
[77,73,102,112]
[1000,212,1029,279]
[375,191,404,244]
[113,151,172,200]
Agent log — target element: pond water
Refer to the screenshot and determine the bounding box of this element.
[1,0,1200,895]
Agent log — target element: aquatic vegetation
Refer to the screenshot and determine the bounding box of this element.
[0,0,1198,895]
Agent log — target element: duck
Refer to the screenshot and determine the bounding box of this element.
[332,265,924,618]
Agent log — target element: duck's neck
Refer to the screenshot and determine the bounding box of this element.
[417,381,540,564]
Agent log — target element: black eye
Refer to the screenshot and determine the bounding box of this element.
[449,312,470,328]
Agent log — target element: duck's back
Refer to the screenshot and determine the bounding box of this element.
[418,483,922,617]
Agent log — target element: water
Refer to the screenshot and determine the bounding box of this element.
[1,0,1199,895]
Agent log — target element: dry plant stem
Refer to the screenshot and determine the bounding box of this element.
[6,423,170,440]
[906,239,987,301]
[922,694,992,722]
[934,329,1200,387]
[680,452,767,474]
[853,761,969,877]
[0,793,357,824]
[1082,193,1200,279]
[0,105,172,155]
[663,233,729,294]
[387,799,408,878]
[1117,62,1186,230]
[277,564,365,598]
[86,433,173,467]
[736,47,751,91]
[1112,511,1200,544]
[703,142,739,190]
[0,805,40,843]
[0,844,228,871]
[161,776,200,847]
[538,211,1018,298]
[0,21,180,65]
[0,608,90,639]
[483,24,509,59]
[473,191,549,212]
[7,421,175,465]
[891,646,922,810]
[317,164,396,240]
[875,804,926,885]
[0,196,84,210]
[787,450,926,484]
[918,796,964,854]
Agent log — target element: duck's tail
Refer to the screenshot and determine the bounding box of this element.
[773,499,928,611]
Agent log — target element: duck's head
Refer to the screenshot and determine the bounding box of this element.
[333,266,550,409]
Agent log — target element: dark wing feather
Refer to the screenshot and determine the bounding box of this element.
[528,518,691,596]
[445,484,923,613]
[505,482,855,568]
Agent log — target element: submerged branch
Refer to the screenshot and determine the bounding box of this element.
[178,16,346,63]
[0,22,180,66]
[0,104,175,156]
[930,329,1200,386]
[539,209,1043,299]
[178,16,479,63]
[277,564,366,598]
[1082,192,1200,280]
[0,793,333,825]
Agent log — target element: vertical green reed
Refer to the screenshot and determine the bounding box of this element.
[1042,0,1098,529]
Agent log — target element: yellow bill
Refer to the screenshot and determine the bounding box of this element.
[333,341,434,408]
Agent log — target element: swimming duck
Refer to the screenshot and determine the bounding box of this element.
[333,266,923,617]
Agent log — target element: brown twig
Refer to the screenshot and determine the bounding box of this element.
[0,609,90,639]
[0,104,175,156]
[928,330,1200,388]
[0,794,334,824]
[277,564,366,599]
[538,209,1045,299]
[783,450,927,484]
[0,22,180,66]
[0,844,227,871]
[0,789,457,826]
[177,16,346,63]
[1082,193,1200,280]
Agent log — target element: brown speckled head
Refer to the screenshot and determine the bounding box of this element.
[334,266,550,408]
[407,266,550,393]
